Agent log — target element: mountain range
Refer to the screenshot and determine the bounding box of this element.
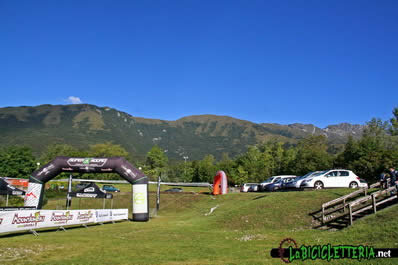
[0,104,364,160]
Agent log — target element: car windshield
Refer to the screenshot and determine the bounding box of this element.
[313,170,328,176]
[262,177,275,183]
[299,172,317,180]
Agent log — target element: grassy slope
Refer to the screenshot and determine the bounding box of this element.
[0,189,397,265]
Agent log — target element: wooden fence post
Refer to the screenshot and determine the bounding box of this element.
[349,204,353,226]
[372,193,377,213]
[343,199,346,213]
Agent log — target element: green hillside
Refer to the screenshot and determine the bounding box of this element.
[0,189,396,264]
[0,104,364,160]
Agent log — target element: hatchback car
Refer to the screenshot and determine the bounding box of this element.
[102,185,120,192]
[300,169,361,189]
[240,183,259,192]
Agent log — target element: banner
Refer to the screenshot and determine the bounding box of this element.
[111,209,129,221]
[95,209,112,223]
[94,209,129,223]
[24,183,43,207]
[0,208,128,234]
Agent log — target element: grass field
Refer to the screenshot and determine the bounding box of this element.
[1,189,397,264]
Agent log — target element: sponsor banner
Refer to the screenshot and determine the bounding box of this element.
[0,210,48,233]
[111,209,128,221]
[36,164,55,177]
[0,209,128,234]
[95,209,112,223]
[24,183,42,207]
[95,209,128,223]
[133,184,148,214]
[11,190,24,196]
[49,210,75,226]
[75,210,95,224]
[67,158,108,168]
[5,178,29,188]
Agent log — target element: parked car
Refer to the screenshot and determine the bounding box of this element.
[164,188,183,192]
[102,185,120,192]
[266,176,297,192]
[258,175,297,192]
[300,169,361,189]
[359,179,368,189]
[240,183,259,192]
[76,182,90,190]
[282,171,321,190]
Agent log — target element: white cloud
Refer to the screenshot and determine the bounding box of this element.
[65,96,82,104]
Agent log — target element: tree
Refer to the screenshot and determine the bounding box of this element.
[389,107,398,136]
[89,142,129,158]
[293,136,332,175]
[192,155,216,182]
[335,115,398,182]
[0,146,36,178]
[216,153,236,184]
[145,145,168,179]
[40,144,83,165]
[146,145,168,169]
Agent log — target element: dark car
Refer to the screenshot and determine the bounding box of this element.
[102,185,120,192]
[265,177,297,192]
[164,188,183,192]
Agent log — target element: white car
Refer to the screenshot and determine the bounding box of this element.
[283,171,321,189]
[258,175,296,192]
[300,169,361,189]
[240,183,259,192]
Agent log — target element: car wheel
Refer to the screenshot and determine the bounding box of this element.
[314,181,324,190]
[349,182,358,189]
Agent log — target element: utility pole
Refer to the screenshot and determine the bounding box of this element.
[183,156,189,180]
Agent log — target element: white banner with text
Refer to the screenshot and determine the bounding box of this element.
[0,209,128,234]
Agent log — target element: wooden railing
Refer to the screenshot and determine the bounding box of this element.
[348,186,397,225]
[320,180,392,225]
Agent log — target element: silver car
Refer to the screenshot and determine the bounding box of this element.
[283,171,321,189]
[240,183,259,192]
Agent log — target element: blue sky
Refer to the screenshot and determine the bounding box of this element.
[0,0,397,128]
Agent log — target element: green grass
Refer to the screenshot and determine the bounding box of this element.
[1,189,397,264]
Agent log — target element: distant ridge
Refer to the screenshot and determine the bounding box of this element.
[0,104,364,160]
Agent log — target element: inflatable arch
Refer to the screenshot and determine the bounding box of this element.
[213,171,228,195]
[24,156,149,222]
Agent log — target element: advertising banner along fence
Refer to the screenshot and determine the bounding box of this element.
[0,209,128,234]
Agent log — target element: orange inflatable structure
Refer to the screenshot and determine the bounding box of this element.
[213,171,228,195]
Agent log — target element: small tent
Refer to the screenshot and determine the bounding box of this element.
[0,177,26,207]
[0,178,25,196]
[68,183,113,199]
[213,171,228,195]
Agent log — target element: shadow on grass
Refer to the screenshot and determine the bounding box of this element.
[252,195,267,200]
